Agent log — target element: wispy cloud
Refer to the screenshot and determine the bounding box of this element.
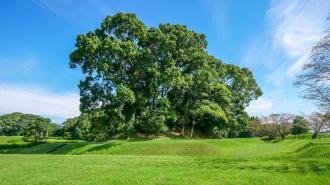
[0,57,37,78]
[206,0,229,39]
[286,54,309,76]
[247,88,315,116]
[33,0,112,25]
[245,0,329,115]
[0,84,80,122]
[268,0,329,75]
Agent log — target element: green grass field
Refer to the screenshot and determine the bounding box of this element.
[0,136,329,185]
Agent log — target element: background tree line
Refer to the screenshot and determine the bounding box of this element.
[0,112,60,142]
[248,112,330,140]
[1,111,329,142]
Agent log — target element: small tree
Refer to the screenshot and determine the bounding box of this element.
[261,123,278,139]
[323,112,330,128]
[261,115,278,139]
[277,113,294,139]
[290,116,308,139]
[260,113,293,139]
[248,117,263,137]
[23,116,52,143]
[307,112,328,139]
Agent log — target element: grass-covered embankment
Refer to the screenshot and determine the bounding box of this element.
[0,136,329,185]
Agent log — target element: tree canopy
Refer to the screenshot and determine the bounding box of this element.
[70,13,262,139]
[62,113,93,140]
[290,116,308,139]
[0,112,58,142]
[0,112,27,136]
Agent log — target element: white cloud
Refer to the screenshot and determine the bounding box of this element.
[241,36,275,69]
[265,0,329,85]
[242,0,329,115]
[267,0,329,73]
[286,54,309,76]
[243,0,329,76]
[246,97,273,115]
[0,84,80,121]
[246,89,315,116]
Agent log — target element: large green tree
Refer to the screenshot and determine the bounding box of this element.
[70,13,262,139]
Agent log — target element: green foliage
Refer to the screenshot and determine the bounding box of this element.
[62,114,93,140]
[137,109,168,134]
[0,113,58,142]
[290,116,309,138]
[211,126,228,138]
[69,13,262,139]
[0,112,27,136]
[22,115,55,143]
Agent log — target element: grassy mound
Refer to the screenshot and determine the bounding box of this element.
[0,136,83,150]
[295,142,330,158]
[2,137,329,157]
[0,138,222,156]
[1,137,330,185]
[0,136,26,144]
[0,136,31,149]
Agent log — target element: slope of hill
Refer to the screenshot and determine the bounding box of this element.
[1,137,330,185]
[1,137,329,157]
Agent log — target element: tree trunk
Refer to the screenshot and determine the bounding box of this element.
[281,134,285,140]
[181,95,189,137]
[190,120,195,138]
[34,132,38,143]
[181,118,185,136]
[152,94,155,110]
[125,109,136,141]
[312,132,318,139]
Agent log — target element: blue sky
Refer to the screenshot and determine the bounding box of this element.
[0,0,329,123]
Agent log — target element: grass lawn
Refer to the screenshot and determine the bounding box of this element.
[0,136,26,144]
[0,137,329,185]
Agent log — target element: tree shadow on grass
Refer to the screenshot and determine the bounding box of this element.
[84,142,123,153]
[46,143,68,153]
[51,142,92,154]
[0,142,91,154]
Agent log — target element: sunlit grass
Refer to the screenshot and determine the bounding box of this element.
[0,136,330,184]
